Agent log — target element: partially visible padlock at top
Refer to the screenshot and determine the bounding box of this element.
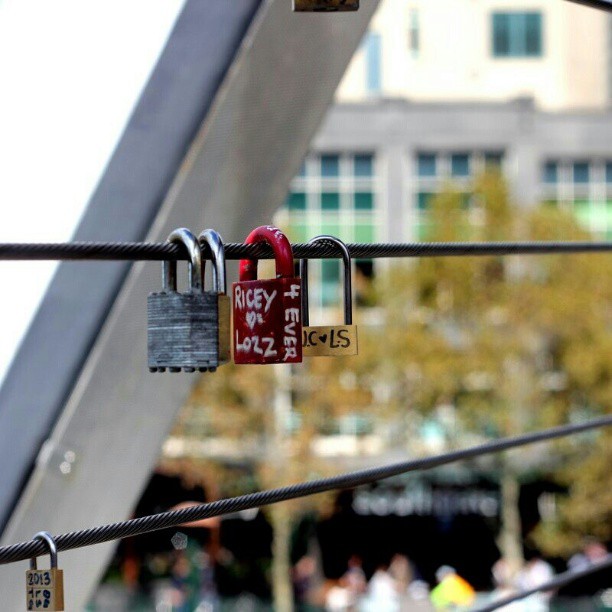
[233,226,303,364]
[26,531,64,611]
[293,0,359,11]
[300,235,358,356]
[148,228,230,372]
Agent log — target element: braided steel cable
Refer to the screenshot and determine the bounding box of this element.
[471,555,612,612]
[0,415,610,566]
[0,240,609,261]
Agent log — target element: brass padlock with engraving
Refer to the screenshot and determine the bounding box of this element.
[26,532,64,611]
[300,236,358,356]
[293,0,359,11]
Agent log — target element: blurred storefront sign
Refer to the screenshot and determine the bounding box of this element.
[352,484,500,518]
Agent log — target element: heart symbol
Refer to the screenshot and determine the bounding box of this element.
[246,311,258,330]
[319,334,328,343]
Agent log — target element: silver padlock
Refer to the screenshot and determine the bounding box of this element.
[293,0,359,10]
[26,532,64,611]
[300,235,358,356]
[148,228,227,372]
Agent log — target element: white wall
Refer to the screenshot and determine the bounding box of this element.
[337,0,608,110]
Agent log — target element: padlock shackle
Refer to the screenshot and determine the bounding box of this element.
[239,226,295,281]
[299,235,352,326]
[199,229,227,294]
[162,228,203,293]
[30,531,58,570]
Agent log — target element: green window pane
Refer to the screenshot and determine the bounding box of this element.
[287,192,306,211]
[354,192,374,210]
[573,200,592,226]
[417,192,433,211]
[288,223,309,243]
[451,153,470,177]
[321,192,340,211]
[321,154,340,177]
[322,259,340,282]
[492,13,510,56]
[354,154,374,177]
[321,260,341,306]
[525,13,542,56]
[321,222,341,238]
[417,153,436,177]
[355,224,375,243]
[492,12,542,58]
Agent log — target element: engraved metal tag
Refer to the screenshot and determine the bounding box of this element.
[302,324,358,356]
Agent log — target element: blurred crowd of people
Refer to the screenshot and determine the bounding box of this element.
[305,554,471,612]
[292,539,610,612]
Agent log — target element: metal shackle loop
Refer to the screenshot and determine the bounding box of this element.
[162,228,203,293]
[29,531,58,570]
[299,235,352,326]
[239,225,295,282]
[199,229,227,295]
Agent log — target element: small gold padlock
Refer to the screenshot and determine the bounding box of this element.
[293,0,359,11]
[26,531,64,611]
[300,235,358,357]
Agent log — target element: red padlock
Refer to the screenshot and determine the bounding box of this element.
[233,226,302,364]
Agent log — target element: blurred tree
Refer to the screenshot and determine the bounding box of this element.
[164,171,611,601]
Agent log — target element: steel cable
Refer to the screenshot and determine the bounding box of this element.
[0,415,610,565]
[470,555,612,612]
[0,240,609,261]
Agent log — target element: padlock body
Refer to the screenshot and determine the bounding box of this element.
[26,568,64,611]
[233,277,302,364]
[293,0,359,10]
[148,291,230,371]
[302,325,358,357]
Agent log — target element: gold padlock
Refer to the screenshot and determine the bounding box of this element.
[300,235,358,357]
[293,0,359,11]
[26,532,64,611]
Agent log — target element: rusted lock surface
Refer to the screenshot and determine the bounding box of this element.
[300,236,358,357]
[26,532,64,611]
[293,0,359,11]
[233,226,302,364]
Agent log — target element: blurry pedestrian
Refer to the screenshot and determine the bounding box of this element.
[343,555,367,600]
[360,563,399,612]
[568,537,608,572]
[516,551,554,611]
[430,565,475,610]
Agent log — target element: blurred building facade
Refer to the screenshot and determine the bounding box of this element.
[275,0,612,307]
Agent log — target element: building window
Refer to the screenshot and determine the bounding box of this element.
[287,192,306,211]
[354,154,374,177]
[365,32,382,94]
[321,192,340,210]
[451,153,470,177]
[573,161,590,184]
[321,154,340,177]
[541,159,612,239]
[412,150,506,240]
[417,153,437,177]
[408,9,419,58]
[354,192,374,210]
[277,152,380,307]
[543,161,558,184]
[492,12,543,58]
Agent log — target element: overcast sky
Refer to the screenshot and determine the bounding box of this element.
[0,0,184,383]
